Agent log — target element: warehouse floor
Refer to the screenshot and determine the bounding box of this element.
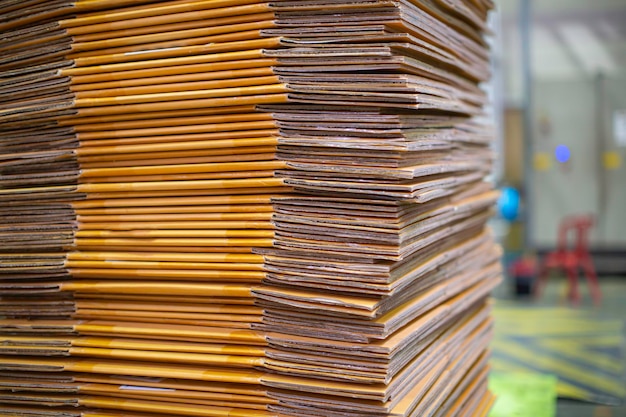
[491,276,626,417]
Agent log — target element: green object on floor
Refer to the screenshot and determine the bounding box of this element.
[489,372,557,417]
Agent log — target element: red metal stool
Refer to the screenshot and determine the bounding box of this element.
[534,215,601,305]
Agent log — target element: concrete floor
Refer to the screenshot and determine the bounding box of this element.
[557,400,625,417]
[493,276,626,417]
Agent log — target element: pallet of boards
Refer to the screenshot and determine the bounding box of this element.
[0,1,500,416]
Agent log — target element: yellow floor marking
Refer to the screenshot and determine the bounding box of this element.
[566,336,623,346]
[490,358,590,399]
[494,340,625,397]
[495,320,622,336]
[537,339,623,374]
[496,326,613,334]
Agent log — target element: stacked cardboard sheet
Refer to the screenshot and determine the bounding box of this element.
[253,1,500,416]
[2,1,286,416]
[1,0,499,416]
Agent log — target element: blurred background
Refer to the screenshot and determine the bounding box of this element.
[487,1,626,416]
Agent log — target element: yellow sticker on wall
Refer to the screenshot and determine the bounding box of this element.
[533,152,552,171]
[603,152,622,170]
